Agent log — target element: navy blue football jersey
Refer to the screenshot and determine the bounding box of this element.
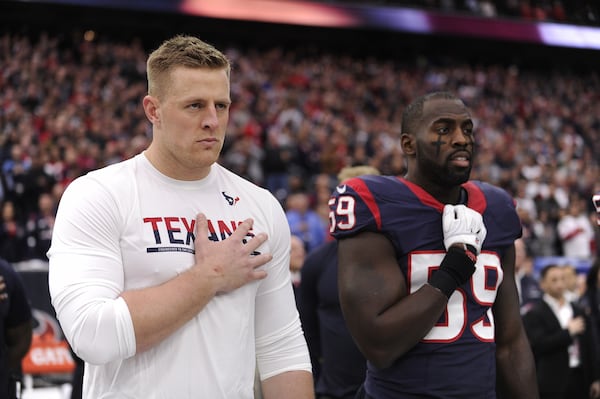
[329,176,522,398]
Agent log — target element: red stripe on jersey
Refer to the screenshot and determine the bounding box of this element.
[347,178,382,230]
[399,177,445,211]
[399,178,488,214]
[462,182,488,214]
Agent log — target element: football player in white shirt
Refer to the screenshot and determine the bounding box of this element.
[48,35,313,399]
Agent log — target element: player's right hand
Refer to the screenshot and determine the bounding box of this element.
[442,204,487,255]
[193,213,272,295]
[429,205,487,297]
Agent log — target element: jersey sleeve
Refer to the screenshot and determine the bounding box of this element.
[47,175,136,365]
[481,183,523,249]
[254,192,312,379]
[329,176,383,240]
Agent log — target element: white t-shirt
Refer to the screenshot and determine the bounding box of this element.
[557,214,594,259]
[48,153,311,399]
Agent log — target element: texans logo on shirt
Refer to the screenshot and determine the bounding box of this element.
[143,216,260,254]
[222,191,239,206]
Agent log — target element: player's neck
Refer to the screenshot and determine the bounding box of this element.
[403,173,466,205]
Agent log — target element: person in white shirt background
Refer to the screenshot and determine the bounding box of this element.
[557,196,595,260]
[523,264,600,399]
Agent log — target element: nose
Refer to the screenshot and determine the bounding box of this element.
[450,126,470,147]
[202,105,219,130]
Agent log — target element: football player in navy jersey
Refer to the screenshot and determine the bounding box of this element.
[329,91,538,399]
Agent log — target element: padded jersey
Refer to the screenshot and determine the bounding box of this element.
[329,176,521,399]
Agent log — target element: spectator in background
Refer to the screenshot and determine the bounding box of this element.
[263,123,300,203]
[515,237,542,314]
[1,144,29,208]
[0,201,26,263]
[24,192,56,261]
[0,257,33,399]
[557,197,595,259]
[310,174,337,229]
[529,208,559,257]
[297,165,380,399]
[20,149,56,219]
[286,192,327,253]
[533,181,563,250]
[523,264,600,399]
[290,234,307,299]
[563,264,582,303]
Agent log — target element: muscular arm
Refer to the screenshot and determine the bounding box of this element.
[494,244,539,399]
[123,215,271,353]
[50,212,271,364]
[337,231,448,369]
[261,371,314,399]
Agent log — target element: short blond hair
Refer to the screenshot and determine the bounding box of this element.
[337,165,381,183]
[146,35,230,97]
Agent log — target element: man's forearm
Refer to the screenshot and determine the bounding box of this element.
[496,341,539,398]
[261,370,314,399]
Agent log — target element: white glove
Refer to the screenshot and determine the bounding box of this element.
[442,204,487,255]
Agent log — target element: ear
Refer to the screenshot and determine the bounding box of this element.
[400,133,416,156]
[142,95,160,124]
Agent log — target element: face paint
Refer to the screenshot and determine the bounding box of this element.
[433,133,446,157]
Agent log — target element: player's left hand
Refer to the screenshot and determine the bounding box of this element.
[442,204,487,255]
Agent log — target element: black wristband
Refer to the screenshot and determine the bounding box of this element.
[465,244,478,258]
[429,246,477,298]
[429,268,459,298]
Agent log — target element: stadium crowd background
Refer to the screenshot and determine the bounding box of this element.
[330,0,600,24]
[1,0,599,396]
[1,1,599,265]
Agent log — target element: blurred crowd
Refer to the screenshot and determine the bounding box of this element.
[0,30,599,266]
[327,0,600,25]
